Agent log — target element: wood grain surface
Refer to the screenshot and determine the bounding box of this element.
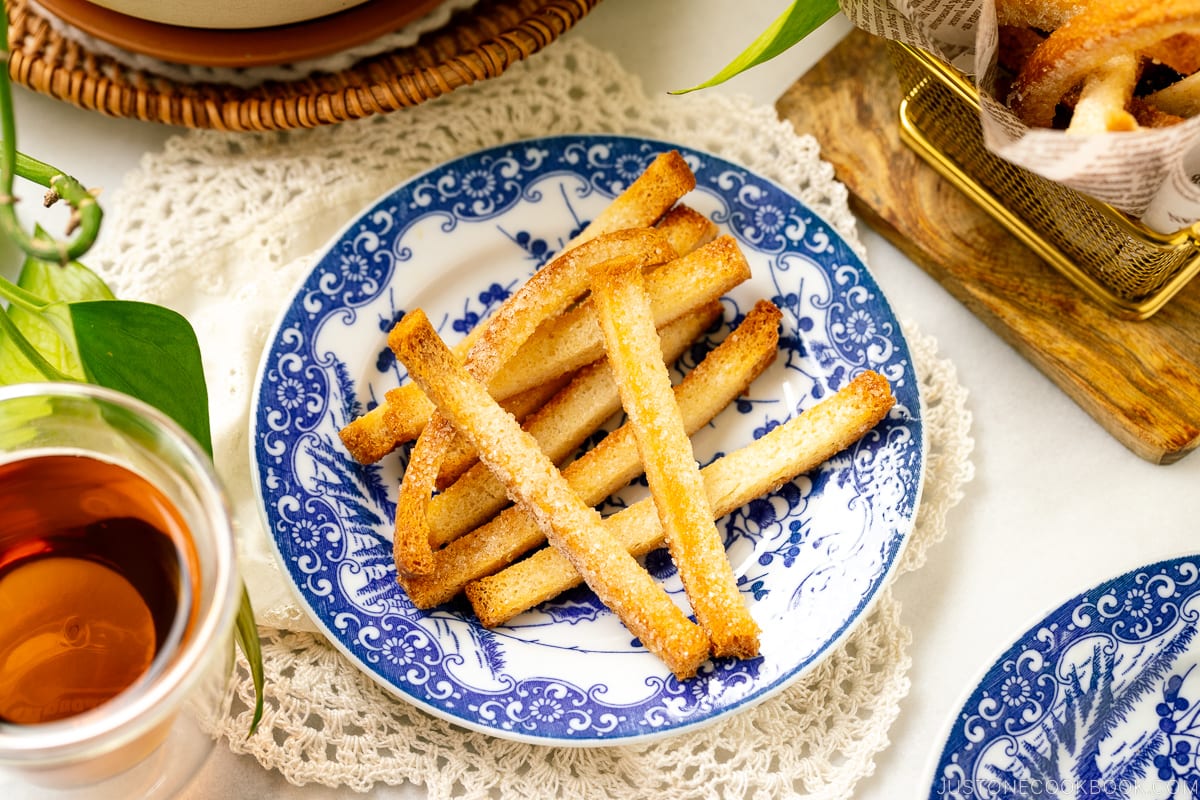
[776,28,1200,464]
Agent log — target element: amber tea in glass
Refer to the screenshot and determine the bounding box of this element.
[0,454,199,725]
[0,383,239,799]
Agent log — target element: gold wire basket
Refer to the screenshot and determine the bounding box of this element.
[889,41,1200,320]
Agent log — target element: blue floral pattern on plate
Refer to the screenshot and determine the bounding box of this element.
[251,135,924,745]
[927,556,1200,798]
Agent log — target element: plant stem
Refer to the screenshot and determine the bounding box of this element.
[0,6,102,263]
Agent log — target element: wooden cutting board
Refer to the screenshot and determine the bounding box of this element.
[776,29,1200,465]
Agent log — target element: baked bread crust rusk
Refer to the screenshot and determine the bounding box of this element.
[432,375,572,490]
[390,306,712,680]
[401,299,778,610]
[466,370,896,628]
[1011,0,1200,128]
[392,227,676,577]
[338,152,698,464]
[344,207,728,470]
[588,256,761,660]
[485,235,749,401]
[422,303,720,550]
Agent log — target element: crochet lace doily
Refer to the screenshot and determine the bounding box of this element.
[90,36,974,799]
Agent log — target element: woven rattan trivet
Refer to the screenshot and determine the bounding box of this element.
[8,0,599,131]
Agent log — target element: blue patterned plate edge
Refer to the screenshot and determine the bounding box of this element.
[922,553,1200,799]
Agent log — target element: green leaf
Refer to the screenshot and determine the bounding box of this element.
[2,243,115,380]
[234,585,264,736]
[672,0,841,93]
[69,300,213,457]
[0,311,50,383]
[18,246,114,303]
[5,299,78,376]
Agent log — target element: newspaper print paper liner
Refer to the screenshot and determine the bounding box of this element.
[250,134,925,745]
[838,0,1200,231]
[926,554,1200,799]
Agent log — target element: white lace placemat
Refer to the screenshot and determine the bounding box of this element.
[90,36,975,799]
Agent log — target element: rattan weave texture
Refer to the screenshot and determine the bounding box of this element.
[8,0,600,131]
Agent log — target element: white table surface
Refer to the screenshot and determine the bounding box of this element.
[10,1,1200,797]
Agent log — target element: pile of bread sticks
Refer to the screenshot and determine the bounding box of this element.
[339,152,896,679]
[999,0,1200,131]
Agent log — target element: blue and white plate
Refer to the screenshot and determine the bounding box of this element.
[927,555,1200,798]
[251,135,924,745]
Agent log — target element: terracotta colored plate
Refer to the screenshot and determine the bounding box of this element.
[33,0,450,67]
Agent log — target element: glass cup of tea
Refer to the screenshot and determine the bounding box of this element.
[0,382,240,798]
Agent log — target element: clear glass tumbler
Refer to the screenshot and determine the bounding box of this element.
[0,382,240,798]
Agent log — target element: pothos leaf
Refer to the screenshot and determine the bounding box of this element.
[0,295,76,383]
[672,0,841,94]
[0,393,52,449]
[19,246,114,303]
[0,52,264,733]
[69,300,213,457]
[0,313,49,383]
[0,244,115,381]
[234,584,265,736]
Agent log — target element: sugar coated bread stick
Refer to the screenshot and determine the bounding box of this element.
[402,300,780,609]
[487,236,749,401]
[434,375,572,490]
[589,256,760,659]
[344,225,743,466]
[424,302,721,550]
[339,155,699,465]
[655,204,718,255]
[574,150,696,244]
[392,228,675,577]
[391,307,711,679]
[465,370,896,628]
[340,211,730,465]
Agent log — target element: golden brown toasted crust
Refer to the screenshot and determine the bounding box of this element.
[655,204,719,255]
[339,325,488,464]
[365,225,739,466]
[994,0,1085,31]
[588,256,760,659]
[392,228,676,577]
[1012,0,1200,128]
[391,307,711,679]
[423,302,721,550]
[1145,32,1200,75]
[466,370,895,627]
[434,375,573,490]
[339,152,697,465]
[403,300,778,609]
[337,395,419,468]
[488,235,750,400]
[574,151,697,245]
